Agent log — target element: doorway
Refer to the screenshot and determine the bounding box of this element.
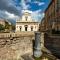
[25,25,28,31]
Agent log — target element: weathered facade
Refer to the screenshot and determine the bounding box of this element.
[16,10,39,32]
[44,33,60,58]
[40,0,60,31]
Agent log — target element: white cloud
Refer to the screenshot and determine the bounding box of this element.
[32,9,41,14]
[25,0,31,3]
[26,4,31,9]
[0,0,45,23]
[5,11,18,19]
[21,0,31,10]
[0,10,19,20]
[0,0,21,15]
[38,2,45,6]
[31,10,45,22]
[34,1,45,6]
[21,0,27,9]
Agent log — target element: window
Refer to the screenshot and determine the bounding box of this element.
[57,0,60,11]
[25,16,28,21]
[25,25,28,31]
[31,26,33,31]
[20,26,22,31]
[58,0,60,8]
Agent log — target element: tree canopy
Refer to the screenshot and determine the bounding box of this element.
[0,24,5,31]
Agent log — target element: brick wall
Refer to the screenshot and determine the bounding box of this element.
[44,34,60,58]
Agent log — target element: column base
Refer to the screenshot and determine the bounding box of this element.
[34,50,42,57]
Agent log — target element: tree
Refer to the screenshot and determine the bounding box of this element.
[0,24,5,31]
[5,21,10,29]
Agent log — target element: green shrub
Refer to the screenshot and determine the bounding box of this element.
[0,24,5,31]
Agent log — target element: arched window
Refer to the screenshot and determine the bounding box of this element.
[25,16,28,21]
[31,26,33,31]
[20,26,22,31]
[25,25,28,31]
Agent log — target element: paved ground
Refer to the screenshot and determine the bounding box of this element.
[21,53,34,60]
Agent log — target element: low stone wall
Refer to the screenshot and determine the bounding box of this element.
[0,32,34,38]
[44,34,60,58]
[0,32,34,60]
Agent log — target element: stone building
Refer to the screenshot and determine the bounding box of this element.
[40,0,60,31]
[16,10,39,32]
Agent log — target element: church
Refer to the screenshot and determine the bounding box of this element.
[16,10,40,32]
[15,0,40,32]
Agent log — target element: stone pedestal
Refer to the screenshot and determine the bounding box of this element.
[34,32,42,57]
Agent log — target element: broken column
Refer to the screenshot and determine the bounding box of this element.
[34,32,42,57]
[40,32,44,49]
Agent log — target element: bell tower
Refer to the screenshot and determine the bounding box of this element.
[20,0,33,22]
[21,10,33,22]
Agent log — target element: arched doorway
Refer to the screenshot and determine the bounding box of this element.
[31,26,33,31]
[25,25,28,31]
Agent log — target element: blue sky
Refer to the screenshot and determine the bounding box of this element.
[15,0,51,12]
[0,0,51,23]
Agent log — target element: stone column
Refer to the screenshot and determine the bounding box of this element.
[34,32,42,57]
[41,32,44,49]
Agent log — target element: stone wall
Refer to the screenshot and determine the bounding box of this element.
[0,32,34,60]
[44,34,60,58]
